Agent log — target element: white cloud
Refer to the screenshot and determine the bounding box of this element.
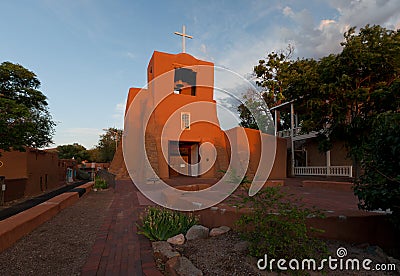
[319,19,336,30]
[200,44,207,54]
[276,0,400,59]
[127,52,135,60]
[193,0,400,83]
[112,102,125,128]
[55,127,103,149]
[283,6,294,17]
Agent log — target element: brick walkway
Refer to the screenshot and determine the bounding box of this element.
[81,180,162,276]
[81,176,389,275]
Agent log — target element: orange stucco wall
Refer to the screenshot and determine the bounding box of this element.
[0,150,28,179]
[0,149,63,199]
[123,51,286,181]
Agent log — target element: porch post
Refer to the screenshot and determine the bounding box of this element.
[290,103,295,177]
[326,150,331,176]
[274,110,278,136]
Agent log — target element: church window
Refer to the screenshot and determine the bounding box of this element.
[181,112,190,130]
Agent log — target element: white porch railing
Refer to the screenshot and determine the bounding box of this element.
[277,127,302,138]
[294,166,353,177]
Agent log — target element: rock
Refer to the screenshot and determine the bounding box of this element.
[209,226,231,237]
[355,243,369,249]
[167,234,185,245]
[185,225,209,241]
[165,256,203,276]
[387,257,400,273]
[374,246,388,261]
[233,241,249,253]
[152,241,180,262]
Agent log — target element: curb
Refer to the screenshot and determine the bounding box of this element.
[0,181,94,253]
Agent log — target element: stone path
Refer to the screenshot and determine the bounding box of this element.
[81,180,162,276]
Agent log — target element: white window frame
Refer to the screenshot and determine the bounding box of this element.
[181,112,190,130]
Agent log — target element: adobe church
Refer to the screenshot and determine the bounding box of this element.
[110,32,286,183]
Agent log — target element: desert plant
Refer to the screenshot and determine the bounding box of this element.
[219,168,251,185]
[94,176,107,189]
[137,207,198,241]
[235,187,327,263]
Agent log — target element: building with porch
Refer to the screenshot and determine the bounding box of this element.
[271,101,353,178]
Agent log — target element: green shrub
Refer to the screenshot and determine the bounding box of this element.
[235,187,327,263]
[94,176,107,189]
[353,112,400,229]
[137,207,198,241]
[76,169,90,180]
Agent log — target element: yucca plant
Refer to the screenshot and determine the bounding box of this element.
[137,207,198,241]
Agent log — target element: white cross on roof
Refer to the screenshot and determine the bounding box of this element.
[174,25,193,53]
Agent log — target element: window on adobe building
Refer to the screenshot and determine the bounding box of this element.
[174,68,196,96]
[181,112,190,130]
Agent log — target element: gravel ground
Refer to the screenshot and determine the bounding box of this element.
[0,189,114,276]
[173,231,399,276]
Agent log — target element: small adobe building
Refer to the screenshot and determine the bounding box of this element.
[0,148,75,202]
[111,51,287,183]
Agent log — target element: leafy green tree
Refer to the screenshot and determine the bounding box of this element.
[298,25,400,176]
[249,24,400,225]
[57,143,89,162]
[240,45,295,131]
[0,62,55,152]
[96,127,122,162]
[354,112,400,227]
[87,148,101,162]
[253,45,294,102]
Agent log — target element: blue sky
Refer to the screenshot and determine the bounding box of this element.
[1,0,399,149]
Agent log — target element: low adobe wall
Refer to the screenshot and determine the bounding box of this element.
[0,182,94,253]
[195,206,398,251]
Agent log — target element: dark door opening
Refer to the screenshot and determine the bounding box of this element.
[168,141,199,178]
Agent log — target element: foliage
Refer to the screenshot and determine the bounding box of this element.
[57,143,90,162]
[235,187,327,263]
[137,207,198,241]
[354,112,400,228]
[95,127,123,162]
[253,44,294,102]
[237,88,275,132]
[0,61,55,152]
[303,25,400,156]
[76,169,90,181]
[249,24,400,219]
[94,176,107,189]
[87,148,100,162]
[239,45,296,132]
[219,169,251,186]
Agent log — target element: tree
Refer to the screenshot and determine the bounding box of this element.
[0,62,55,152]
[298,25,400,173]
[354,112,400,228]
[96,128,122,162]
[57,143,90,162]
[87,148,101,162]
[239,45,295,131]
[249,24,400,224]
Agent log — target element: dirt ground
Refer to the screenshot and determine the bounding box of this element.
[0,189,114,276]
[172,231,399,276]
